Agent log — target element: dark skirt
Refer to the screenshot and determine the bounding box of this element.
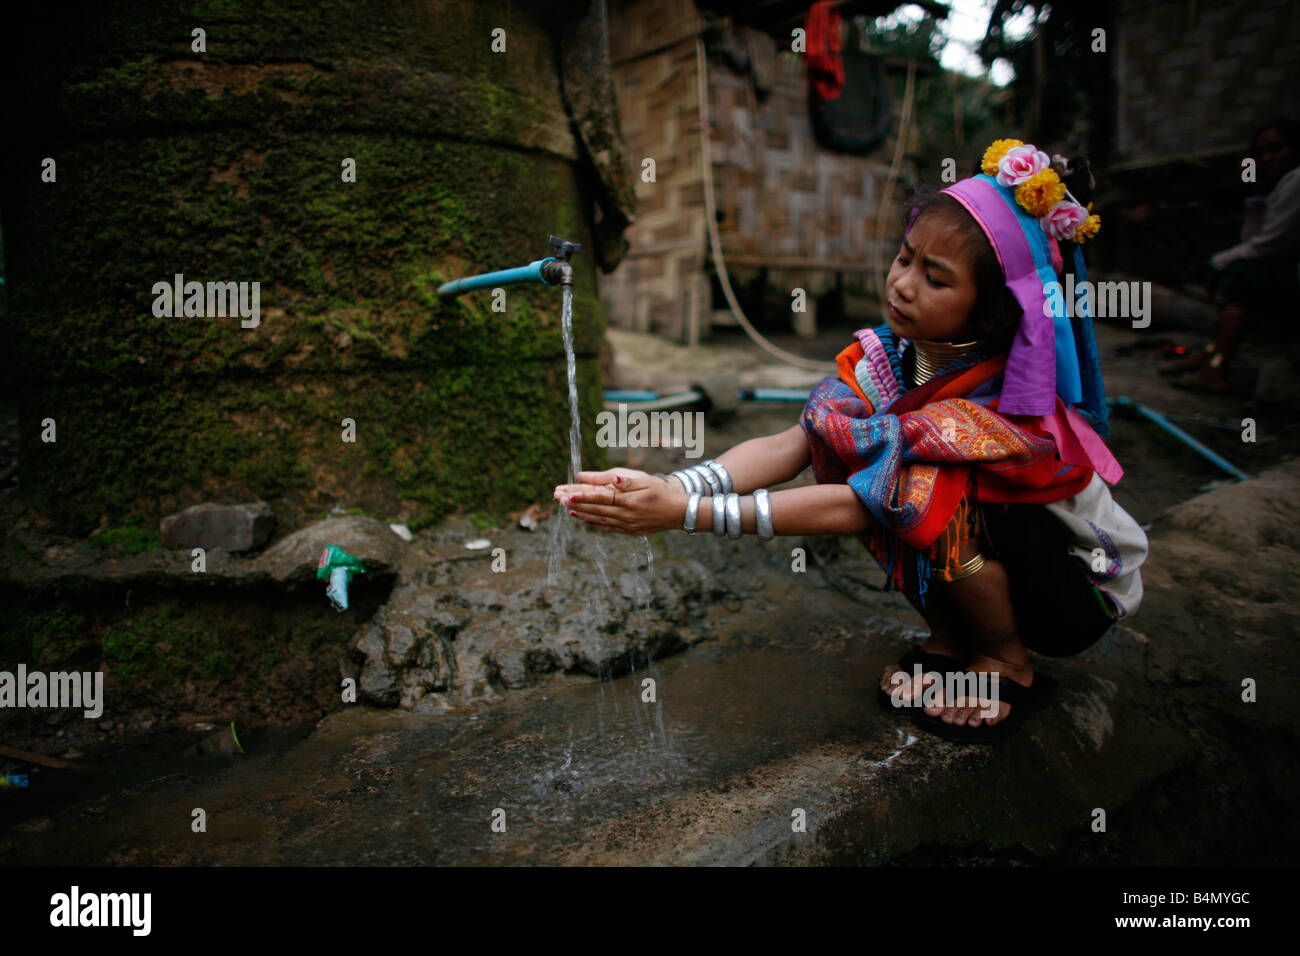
[978,501,1117,657]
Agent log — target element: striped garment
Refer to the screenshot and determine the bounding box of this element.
[801,324,1099,604]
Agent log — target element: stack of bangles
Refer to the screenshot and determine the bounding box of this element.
[656,460,775,542]
[937,551,986,581]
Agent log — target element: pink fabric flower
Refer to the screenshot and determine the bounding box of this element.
[996,144,1051,186]
[1039,200,1088,240]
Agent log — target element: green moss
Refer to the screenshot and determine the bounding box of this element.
[4,608,89,666]
[100,600,234,689]
[16,344,608,535]
[89,525,164,553]
[0,587,371,702]
[5,2,614,537]
[288,621,334,651]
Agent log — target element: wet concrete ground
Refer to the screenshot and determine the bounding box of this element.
[3,316,1298,865]
[0,560,1202,866]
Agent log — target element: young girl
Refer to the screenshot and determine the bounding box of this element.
[554,141,1147,743]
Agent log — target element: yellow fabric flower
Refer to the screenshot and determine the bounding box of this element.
[1072,208,1101,243]
[1015,169,1066,218]
[981,139,1025,176]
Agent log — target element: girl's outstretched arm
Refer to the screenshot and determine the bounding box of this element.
[686,423,811,493]
[572,423,810,498]
[696,483,874,536]
[554,421,830,535]
[557,475,874,537]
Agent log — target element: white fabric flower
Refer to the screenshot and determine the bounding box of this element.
[996,144,1051,187]
[1040,200,1089,240]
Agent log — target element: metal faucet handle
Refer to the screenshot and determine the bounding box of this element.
[548,235,582,262]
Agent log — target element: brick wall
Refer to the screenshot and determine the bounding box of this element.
[1114,0,1300,165]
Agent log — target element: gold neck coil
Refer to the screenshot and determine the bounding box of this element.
[910,338,983,386]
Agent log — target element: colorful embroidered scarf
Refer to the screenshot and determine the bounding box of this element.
[801,324,1103,604]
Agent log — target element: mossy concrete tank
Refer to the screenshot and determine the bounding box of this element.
[1,0,623,534]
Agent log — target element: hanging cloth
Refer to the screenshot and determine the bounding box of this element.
[809,24,893,154]
[805,0,845,100]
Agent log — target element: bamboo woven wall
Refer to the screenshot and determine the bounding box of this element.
[604,0,710,342]
[603,0,911,342]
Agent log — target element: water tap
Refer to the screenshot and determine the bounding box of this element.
[541,234,581,286]
[317,545,367,612]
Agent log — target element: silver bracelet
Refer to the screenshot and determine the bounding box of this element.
[683,493,701,534]
[670,469,694,495]
[712,493,727,537]
[724,493,743,540]
[682,469,705,496]
[753,489,774,541]
[704,459,733,494]
[687,463,721,496]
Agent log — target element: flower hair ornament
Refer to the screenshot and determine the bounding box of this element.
[981,139,1101,244]
[937,138,1111,439]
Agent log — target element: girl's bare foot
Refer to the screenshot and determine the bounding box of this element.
[881,524,976,705]
[879,584,971,705]
[879,634,967,701]
[921,652,1035,728]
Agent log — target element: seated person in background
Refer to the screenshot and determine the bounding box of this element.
[1165,118,1300,393]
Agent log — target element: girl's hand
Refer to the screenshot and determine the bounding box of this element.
[553,468,688,535]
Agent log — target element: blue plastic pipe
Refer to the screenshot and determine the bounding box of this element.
[743,387,814,402]
[436,257,557,297]
[604,389,663,402]
[1108,396,1249,482]
[604,387,813,404]
[599,389,1250,482]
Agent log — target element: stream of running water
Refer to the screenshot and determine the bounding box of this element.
[548,284,659,722]
[562,284,583,485]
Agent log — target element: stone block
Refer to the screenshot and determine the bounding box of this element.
[160,502,275,552]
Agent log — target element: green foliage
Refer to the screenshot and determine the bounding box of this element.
[859,13,1008,171]
[861,11,945,63]
[977,0,1106,149]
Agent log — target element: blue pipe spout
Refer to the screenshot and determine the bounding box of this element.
[436,234,582,298]
[437,257,559,297]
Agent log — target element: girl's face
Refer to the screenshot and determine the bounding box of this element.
[885,212,980,342]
